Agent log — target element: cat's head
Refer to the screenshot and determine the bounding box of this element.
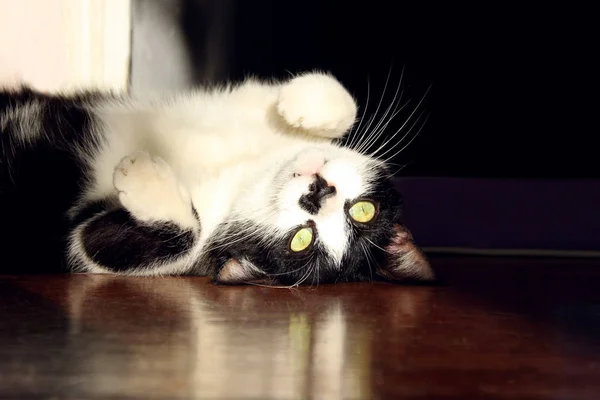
[204,145,434,286]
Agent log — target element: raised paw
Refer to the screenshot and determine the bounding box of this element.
[113,151,197,229]
[277,72,357,138]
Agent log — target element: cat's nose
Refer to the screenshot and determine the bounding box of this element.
[298,174,336,215]
[313,174,336,201]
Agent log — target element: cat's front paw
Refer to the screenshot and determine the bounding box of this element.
[113,151,197,229]
[277,72,357,138]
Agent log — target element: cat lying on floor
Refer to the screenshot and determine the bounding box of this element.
[0,72,434,285]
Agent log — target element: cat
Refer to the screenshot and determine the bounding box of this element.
[0,72,434,285]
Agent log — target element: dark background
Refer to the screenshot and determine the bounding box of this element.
[175,1,595,179]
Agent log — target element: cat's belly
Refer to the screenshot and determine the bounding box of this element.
[188,170,242,244]
[84,114,312,228]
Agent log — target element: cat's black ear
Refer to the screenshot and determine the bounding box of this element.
[377,224,436,282]
[215,258,265,285]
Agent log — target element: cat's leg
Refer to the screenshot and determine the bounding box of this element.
[276,72,358,139]
[68,151,200,275]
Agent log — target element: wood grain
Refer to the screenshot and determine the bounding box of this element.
[1,256,599,399]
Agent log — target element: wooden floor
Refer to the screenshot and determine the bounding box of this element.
[1,256,599,399]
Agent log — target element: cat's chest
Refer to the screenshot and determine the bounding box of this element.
[186,162,262,242]
[157,122,292,172]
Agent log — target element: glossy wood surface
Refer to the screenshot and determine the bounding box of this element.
[1,256,600,399]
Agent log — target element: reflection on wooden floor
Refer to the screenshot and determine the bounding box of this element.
[1,257,600,399]
[62,275,429,399]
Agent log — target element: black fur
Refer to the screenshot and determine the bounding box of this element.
[81,208,196,272]
[339,177,404,282]
[0,88,107,273]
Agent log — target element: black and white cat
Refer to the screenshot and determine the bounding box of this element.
[0,72,434,285]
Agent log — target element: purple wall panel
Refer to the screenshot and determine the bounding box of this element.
[393,178,600,252]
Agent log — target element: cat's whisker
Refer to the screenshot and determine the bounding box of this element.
[369,84,431,159]
[365,238,393,254]
[266,261,312,276]
[346,77,371,150]
[355,97,397,154]
[360,91,412,155]
[358,96,408,156]
[352,66,393,153]
[290,261,315,288]
[381,113,430,165]
[375,110,425,162]
[389,161,411,177]
[158,229,196,244]
[350,113,378,153]
[359,241,375,282]
[356,101,394,154]
[203,217,282,251]
[356,68,405,154]
[246,280,296,289]
[253,258,314,289]
[364,90,407,142]
[203,207,286,253]
[205,229,266,252]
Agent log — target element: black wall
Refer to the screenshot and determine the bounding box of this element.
[181,1,595,178]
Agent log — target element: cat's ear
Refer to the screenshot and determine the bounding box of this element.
[378,224,435,282]
[215,258,266,285]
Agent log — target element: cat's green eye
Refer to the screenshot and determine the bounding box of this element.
[348,200,377,223]
[290,227,313,252]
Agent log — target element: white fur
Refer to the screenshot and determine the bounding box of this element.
[68,221,112,275]
[113,151,197,230]
[277,73,357,136]
[0,100,44,146]
[72,71,387,274]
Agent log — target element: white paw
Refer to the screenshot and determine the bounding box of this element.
[113,151,197,229]
[277,72,357,138]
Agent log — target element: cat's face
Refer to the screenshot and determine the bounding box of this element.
[204,145,434,285]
